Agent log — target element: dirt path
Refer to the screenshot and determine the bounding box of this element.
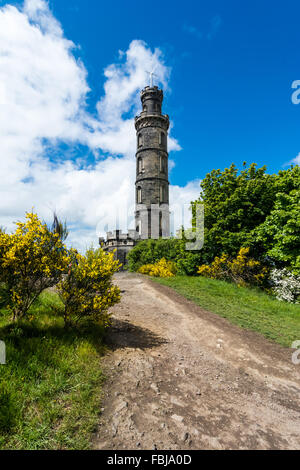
[93,272,300,450]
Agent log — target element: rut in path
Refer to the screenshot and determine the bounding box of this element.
[94,272,300,450]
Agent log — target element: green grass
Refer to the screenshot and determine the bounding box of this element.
[0,290,106,450]
[153,276,300,347]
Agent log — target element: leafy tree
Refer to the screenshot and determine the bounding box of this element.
[173,229,204,275]
[129,164,299,277]
[255,187,300,273]
[192,163,277,262]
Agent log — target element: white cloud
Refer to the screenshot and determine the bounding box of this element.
[170,180,201,234]
[290,153,300,165]
[285,152,300,168]
[0,0,199,251]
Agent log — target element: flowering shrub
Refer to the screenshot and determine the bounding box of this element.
[198,247,267,287]
[198,253,230,280]
[0,212,70,321]
[229,248,267,286]
[270,268,300,303]
[138,258,177,277]
[57,248,121,327]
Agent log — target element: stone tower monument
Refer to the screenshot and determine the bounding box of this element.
[134,86,170,239]
[100,84,171,265]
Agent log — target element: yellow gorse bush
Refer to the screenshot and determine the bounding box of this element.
[138,258,177,277]
[198,253,229,280]
[57,247,121,327]
[198,247,267,287]
[228,247,267,285]
[0,212,70,321]
[0,212,122,327]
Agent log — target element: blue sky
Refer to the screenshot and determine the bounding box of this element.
[0,0,299,250]
[50,0,300,179]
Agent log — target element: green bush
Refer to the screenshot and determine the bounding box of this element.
[255,188,300,274]
[129,164,299,277]
[128,238,181,272]
[128,238,203,275]
[191,163,300,271]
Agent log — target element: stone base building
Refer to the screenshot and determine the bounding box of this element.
[99,230,136,267]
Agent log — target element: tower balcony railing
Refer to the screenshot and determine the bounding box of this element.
[135,113,169,121]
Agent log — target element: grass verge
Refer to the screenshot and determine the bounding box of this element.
[0,290,106,450]
[153,276,300,347]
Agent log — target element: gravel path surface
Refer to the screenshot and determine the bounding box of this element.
[94,272,300,450]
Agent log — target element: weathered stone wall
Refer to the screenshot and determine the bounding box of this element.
[134,86,170,238]
[99,86,171,263]
[101,230,136,268]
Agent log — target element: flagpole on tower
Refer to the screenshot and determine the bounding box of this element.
[146,65,157,88]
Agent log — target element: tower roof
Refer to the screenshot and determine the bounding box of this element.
[140,86,163,102]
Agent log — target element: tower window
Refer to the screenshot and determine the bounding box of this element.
[160,185,164,203]
[160,132,166,147]
[138,157,143,174]
[160,155,165,173]
[137,187,142,204]
[159,211,163,237]
[138,133,143,147]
